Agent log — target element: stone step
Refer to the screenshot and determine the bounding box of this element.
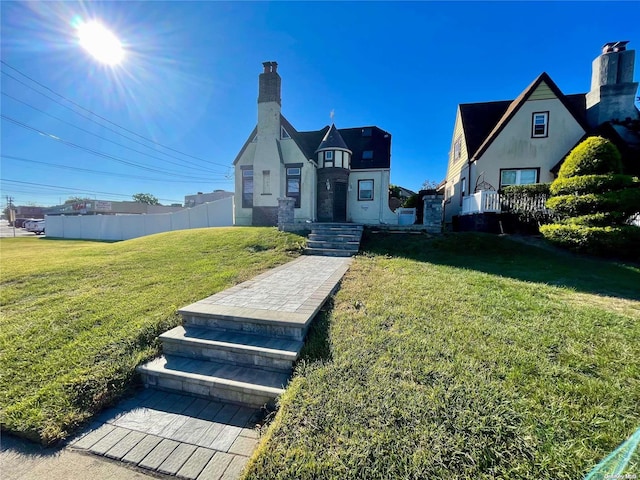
[179,307,309,341]
[306,240,359,251]
[311,228,363,236]
[160,326,302,373]
[305,247,357,257]
[137,355,289,409]
[311,223,363,229]
[308,233,361,242]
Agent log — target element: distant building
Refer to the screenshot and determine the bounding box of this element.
[15,206,45,219]
[45,200,184,216]
[233,62,397,226]
[184,190,234,208]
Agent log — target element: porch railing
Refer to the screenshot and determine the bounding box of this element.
[461,190,501,215]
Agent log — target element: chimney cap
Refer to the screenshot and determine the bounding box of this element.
[602,41,630,53]
[261,61,279,74]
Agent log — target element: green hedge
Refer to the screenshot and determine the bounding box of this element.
[501,183,551,195]
[550,174,639,196]
[557,136,623,178]
[562,212,630,227]
[546,189,640,218]
[539,223,640,260]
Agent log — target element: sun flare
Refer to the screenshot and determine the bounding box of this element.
[76,20,124,66]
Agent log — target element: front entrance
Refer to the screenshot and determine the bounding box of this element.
[317,169,349,223]
[333,181,347,222]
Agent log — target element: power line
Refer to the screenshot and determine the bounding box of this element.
[1,155,232,184]
[1,179,184,204]
[0,62,232,170]
[2,92,228,176]
[1,114,226,181]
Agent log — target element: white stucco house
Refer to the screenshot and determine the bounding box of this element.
[442,41,640,227]
[233,62,397,226]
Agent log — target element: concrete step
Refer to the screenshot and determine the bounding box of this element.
[160,326,302,373]
[308,233,361,242]
[137,355,289,409]
[179,307,308,341]
[306,240,359,251]
[305,247,356,257]
[311,228,363,236]
[311,223,363,229]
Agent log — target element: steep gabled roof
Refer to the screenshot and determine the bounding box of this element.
[468,72,590,161]
[233,117,391,170]
[232,126,257,165]
[459,100,512,160]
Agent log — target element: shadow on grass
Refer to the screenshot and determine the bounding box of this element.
[39,237,118,244]
[297,298,334,364]
[361,230,640,302]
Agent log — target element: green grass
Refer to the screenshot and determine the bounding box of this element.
[0,227,304,444]
[245,232,640,480]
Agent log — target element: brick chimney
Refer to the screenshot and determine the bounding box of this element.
[258,61,281,105]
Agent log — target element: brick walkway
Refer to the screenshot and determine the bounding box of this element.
[71,255,353,479]
[70,389,260,480]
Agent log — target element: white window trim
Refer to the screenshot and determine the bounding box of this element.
[358,179,374,201]
[532,112,549,138]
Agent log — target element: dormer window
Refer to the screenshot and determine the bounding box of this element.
[532,112,549,138]
[362,150,373,160]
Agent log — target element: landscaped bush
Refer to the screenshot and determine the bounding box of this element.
[545,189,640,217]
[542,136,640,259]
[539,223,640,258]
[557,136,623,178]
[550,174,638,196]
[500,183,555,232]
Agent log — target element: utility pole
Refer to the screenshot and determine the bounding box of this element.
[6,196,16,237]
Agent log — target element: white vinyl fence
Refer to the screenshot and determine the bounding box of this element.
[46,197,233,241]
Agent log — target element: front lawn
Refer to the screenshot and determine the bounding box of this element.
[0,227,303,444]
[245,232,640,479]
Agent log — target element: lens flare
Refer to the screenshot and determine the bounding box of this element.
[76,20,124,65]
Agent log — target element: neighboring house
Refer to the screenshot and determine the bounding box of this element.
[184,190,234,208]
[233,62,397,226]
[443,41,640,227]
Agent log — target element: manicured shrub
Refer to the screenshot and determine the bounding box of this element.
[550,174,638,196]
[557,136,623,179]
[501,183,551,196]
[539,223,640,260]
[543,137,639,258]
[546,189,640,217]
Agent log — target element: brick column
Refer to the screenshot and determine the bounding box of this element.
[422,194,443,233]
[277,197,295,231]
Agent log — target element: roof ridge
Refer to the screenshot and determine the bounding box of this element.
[470,72,589,160]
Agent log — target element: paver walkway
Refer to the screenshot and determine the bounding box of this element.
[71,255,353,479]
[70,389,260,479]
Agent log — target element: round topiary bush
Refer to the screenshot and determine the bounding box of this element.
[557,136,623,179]
[543,136,640,260]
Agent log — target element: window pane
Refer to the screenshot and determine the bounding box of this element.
[501,170,517,185]
[520,170,537,184]
[362,150,373,159]
[243,170,253,177]
[287,179,300,194]
[325,151,333,160]
[287,168,301,176]
[359,180,373,200]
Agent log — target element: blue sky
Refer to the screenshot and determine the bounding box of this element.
[1,1,639,207]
